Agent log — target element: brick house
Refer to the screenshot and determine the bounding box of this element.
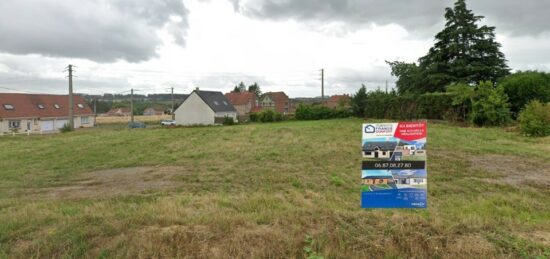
[224,92,258,116]
[257,91,293,114]
[0,93,94,134]
[324,94,351,109]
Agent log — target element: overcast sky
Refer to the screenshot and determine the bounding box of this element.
[0,0,549,97]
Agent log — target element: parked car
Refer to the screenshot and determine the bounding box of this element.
[128,121,146,128]
[161,120,176,126]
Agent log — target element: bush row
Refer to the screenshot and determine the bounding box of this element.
[249,109,284,122]
[295,105,352,120]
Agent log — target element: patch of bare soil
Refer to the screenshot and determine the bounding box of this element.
[468,154,550,187]
[27,166,188,200]
[519,231,550,246]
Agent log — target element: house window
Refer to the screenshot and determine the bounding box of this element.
[213,101,219,105]
[365,152,372,155]
[9,120,21,129]
[378,179,384,184]
[54,104,60,109]
[77,104,85,109]
[382,151,386,155]
[81,116,90,124]
[223,101,228,105]
[3,104,14,110]
[37,104,45,109]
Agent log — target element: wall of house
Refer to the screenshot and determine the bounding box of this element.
[233,104,247,116]
[1,116,94,134]
[215,111,238,123]
[174,93,215,125]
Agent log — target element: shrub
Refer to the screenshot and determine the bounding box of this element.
[60,123,73,133]
[295,104,351,120]
[470,81,511,126]
[500,71,550,117]
[251,109,284,123]
[249,113,259,122]
[519,100,550,137]
[223,116,235,125]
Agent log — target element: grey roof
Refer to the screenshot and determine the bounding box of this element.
[362,141,398,152]
[194,90,236,113]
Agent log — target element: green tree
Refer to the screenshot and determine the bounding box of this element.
[470,81,511,126]
[351,84,368,117]
[388,0,509,93]
[232,82,246,93]
[499,71,550,116]
[386,61,423,94]
[248,82,262,97]
[519,100,550,137]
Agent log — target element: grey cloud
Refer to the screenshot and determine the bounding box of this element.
[0,0,188,62]
[232,0,550,36]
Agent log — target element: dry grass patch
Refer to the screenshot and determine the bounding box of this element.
[23,166,188,200]
[468,154,550,187]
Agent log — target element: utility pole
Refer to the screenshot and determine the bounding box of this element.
[130,88,134,123]
[321,68,325,103]
[94,98,97,127]
[67,64,74,129]
[385,79,388,94]
[171,87,175,120]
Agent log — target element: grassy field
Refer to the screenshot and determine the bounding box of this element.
[0,118,549,258]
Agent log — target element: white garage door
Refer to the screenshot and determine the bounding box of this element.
[41,120,54,131]
[55,119,68,129]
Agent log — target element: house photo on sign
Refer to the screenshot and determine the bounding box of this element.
[361,122,427,208]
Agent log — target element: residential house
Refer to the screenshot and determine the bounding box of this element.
[224,91,257,116]
[143,107,165,116]
[106,107,132,116]
[174,89,237,125]
[324,94,350,109]
[258,92,292,114]
[362,141,398,159]
[0,93,94,134]
[392,170,427,185]
[362,170,395,185]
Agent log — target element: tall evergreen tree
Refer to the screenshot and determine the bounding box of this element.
[247,82,262,97]
[232,82,246,93]
[389,0,509,93]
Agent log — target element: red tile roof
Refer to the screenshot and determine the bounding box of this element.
[224,92,256,106]
[0,93,93,119]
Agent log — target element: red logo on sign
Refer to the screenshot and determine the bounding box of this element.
[394,122,427,141]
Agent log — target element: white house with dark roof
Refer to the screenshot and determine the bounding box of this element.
[174,89,237,125]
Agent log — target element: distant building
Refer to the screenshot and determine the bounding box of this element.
[0,93,94,133]
[256,91,293,114]
[143,107,165,116]
[224,92,258,116]
[106,107,132,117]
[174,90,237,125]
[324,94,351,109]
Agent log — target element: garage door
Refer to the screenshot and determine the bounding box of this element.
[41,120,54,131]
[55,119,68,129]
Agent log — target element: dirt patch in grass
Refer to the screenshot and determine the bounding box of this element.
[468,154,550,187]
[25,167,188,200]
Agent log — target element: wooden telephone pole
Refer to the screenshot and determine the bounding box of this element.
[321,68,325,103]
[130,88,134,123]
[67,64,74,129]
[171,87,175,120]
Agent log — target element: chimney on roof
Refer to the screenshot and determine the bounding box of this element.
[195,87,199,91]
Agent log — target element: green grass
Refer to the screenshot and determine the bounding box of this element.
[0,118,549,258]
